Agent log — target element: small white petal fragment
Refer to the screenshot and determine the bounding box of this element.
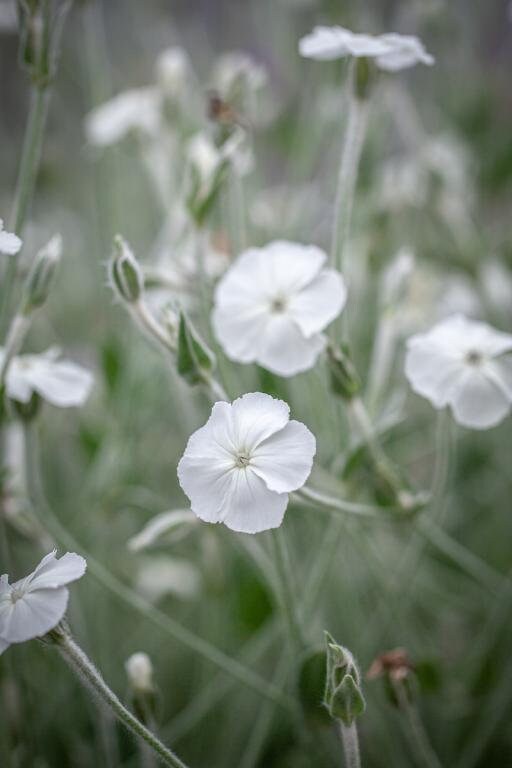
[405,314,512,429]
[212,240,346,377]
[0,552,86,653]
[0,219,22,256]
[177,392,316,533]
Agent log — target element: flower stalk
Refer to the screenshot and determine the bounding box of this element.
[338,721,362,768]
[50,626,189,768]
[270,529,305,657]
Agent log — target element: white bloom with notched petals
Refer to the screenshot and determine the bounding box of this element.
[0,219,22,256]
[299,26,434,71]
[0,347,93,408]
[212,241,346,376]
[405,315,512,429]
[0,551,86,655]
[85,88,160,147]
[177,393,316,534]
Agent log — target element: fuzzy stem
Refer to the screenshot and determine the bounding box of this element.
[338,721,362,768]
[54,629,189,768]
[393,680,442,768]
[296,485,386,519]
[131,299,177,354]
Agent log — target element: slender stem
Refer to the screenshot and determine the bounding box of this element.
[0,314,31,388]
[393,680,442,768]
[23,423,292,711]
[0,87,49,331]
[131,299,177,354]
[330,85,369,275]
[270,528,305,656]
[296,485,387,519]
[54,629,189,768]
[338,721,362,768]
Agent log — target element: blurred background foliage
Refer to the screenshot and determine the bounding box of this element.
[1,1,512,766]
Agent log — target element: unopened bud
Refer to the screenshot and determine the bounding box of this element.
[110,235,144,303]
[324,632,366,726]
[125,652,154,694]
[22,234,61,312]
[327,343,361,400]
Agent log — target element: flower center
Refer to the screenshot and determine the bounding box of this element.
[270,296,287,314]
[234,452,251,469]
[465,349,483,366]
[10,588,25,604]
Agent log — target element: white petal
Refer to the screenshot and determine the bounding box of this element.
[231,392,290,449]
[0,229,22,256]
[288,268,346,337]
[5,358,33,403]
[451,369,511,429]
[221,468,288,534]
[22,355,94,407]
[212,302,270,364]
[376,35,435,71]
[299,26,392,61]
[405,341,464,407]
[0,587,69,643]
[28,552,87,591]
[257,315,326,376]
[251,420,316,493]
[487,357,512,400]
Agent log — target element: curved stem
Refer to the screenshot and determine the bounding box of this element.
[0,314,31,388]
[296,485,390,519]
[55,629,189,768]
[131,299,177,354]
[393,680,442,768]
[338,721,362,768]
[270,529,305,656]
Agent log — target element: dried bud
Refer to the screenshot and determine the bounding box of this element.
[324,632,366,726]
[109,235,144,303]
[22,234,61,312]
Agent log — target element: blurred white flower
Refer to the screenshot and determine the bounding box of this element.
[0,551,86,655]
[85,88,160,147]
[381,247,415,309]
[0,219,22,256]
[155,46,190,97]
[405,314,512,429]
[128,509,197,552]
[125,652,154,692]
[480,259,512,315]
[0,347,93,408]
[135,556,200,602]
[212,51,267,97]
[212,241,346,376]
[177,392,316,534]
[299,26,434,70]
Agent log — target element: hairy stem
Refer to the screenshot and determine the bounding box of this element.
[338,721,362,768]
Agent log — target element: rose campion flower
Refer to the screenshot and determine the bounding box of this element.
[0,347,93,408]
[0,218,22,256]
[212,241,347,377]
[177,392,316,534]
[0,551,87,655]
[405,314,512,429]
[299,26,434,71]
[85,88,160,147]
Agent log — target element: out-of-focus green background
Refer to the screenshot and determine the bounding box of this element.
[1,1,512,767]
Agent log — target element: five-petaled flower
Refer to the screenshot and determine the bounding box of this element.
[0,551,87,655]
[212,241,347,377]
[405,314,512,429]
[177,392,316,533]
[0,347,94,408]
[299,26,434,71]
[0,218,22,256]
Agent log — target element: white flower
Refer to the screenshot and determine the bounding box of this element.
[212,51,267,97]
[212,241,347,376]
[177,392,316,534]
[299,26,434,71]
[125,652,154,692]
[155,47,190,96]
[0,551,86,655]
[405,315,512,429]
[135,556,200,602]
[0,219,22,256]
[0,347,94,408]
[85,88,161,147]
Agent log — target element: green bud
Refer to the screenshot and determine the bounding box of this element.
[354,56,375,100]
[109,235,144,303]
[12,392,42,423]
[22,234,61,312]
[177,310,216,385]
[327,343,361,400]
[323,632,366,726]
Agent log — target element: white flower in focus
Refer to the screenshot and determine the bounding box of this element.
[0,551,86,655]
[177,392,316,534]
[0,219,22,256]
[299,26,434,71]
[405,315,512,429]
[125,652,154,692]
[0,347,93,408]
[212,241,347,376]
[85,88,160,147]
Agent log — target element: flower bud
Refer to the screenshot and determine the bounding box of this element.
[324,632,366,726]
[125,652,154,694]
[22,234,61,313]
[109,235,144,303]
[177,310,216,386]
[327,343,361,400]
[354,56,375,100]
